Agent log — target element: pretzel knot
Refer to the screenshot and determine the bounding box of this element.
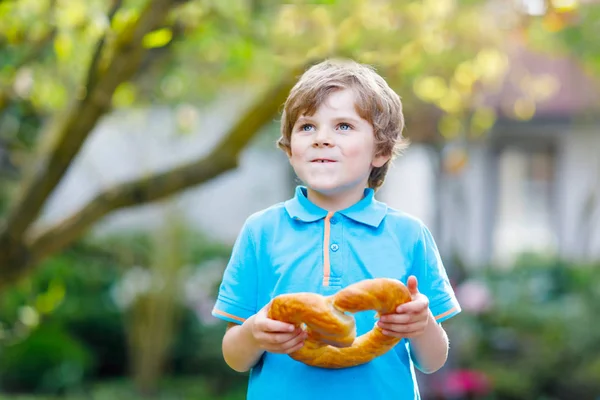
[267,278,412,369]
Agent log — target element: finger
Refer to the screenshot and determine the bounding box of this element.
[382,330,423,339]
[378,321,426,334]
[263,330,306,353]
[284,338,307,354]
[378,313,412,324]
[258,317,296,333]
[379,329,405,338]
[396,300,429,314]
[281,331,308,353]
[377,321,405,332]
[407,275,419,296]
[259,329,302,345]
[381,329,425,339]
[276,335,307,354]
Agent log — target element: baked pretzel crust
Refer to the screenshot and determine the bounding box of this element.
[268,278,412,369]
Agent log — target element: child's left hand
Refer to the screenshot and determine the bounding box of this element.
[376,275,431,339]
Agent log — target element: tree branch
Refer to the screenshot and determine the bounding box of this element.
[0,0,179,246]
[85,0,125,92]
[27,65,304,266]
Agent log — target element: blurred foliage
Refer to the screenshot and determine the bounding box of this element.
[0,0,598,285]
[523,1,600,76]
[0,242,125,361]
[0,378,247,400]
[0,323,93,395]
[3,0,596,178]
[0,230,241,396]
[449,254,600,400]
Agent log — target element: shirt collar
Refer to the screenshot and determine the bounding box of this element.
[284,186,388,228]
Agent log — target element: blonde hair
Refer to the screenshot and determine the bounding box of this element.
[277,59,408,191]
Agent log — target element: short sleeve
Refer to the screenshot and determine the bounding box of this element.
[411,224,461,323]
[211,221,259,325]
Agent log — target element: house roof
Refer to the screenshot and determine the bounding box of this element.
[482,43,600,119]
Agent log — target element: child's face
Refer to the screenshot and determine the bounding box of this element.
[288,88,389,197]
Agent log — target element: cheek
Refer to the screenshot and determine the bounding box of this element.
[342,140,375,163]
[289,138,305,162]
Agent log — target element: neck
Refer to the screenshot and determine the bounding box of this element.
[306,186,366,212]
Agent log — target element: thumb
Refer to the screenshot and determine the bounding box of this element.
[407,275,419,296]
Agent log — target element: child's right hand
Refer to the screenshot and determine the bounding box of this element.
[248,304,307,354]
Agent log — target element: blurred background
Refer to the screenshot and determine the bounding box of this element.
[0,0,599,399]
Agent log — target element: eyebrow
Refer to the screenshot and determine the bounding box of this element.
[295,116,364,125]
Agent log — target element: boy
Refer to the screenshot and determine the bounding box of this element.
[211,59,461,399]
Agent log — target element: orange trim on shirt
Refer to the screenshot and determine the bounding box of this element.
[435,307,458,321]
[213,309,246,323]
[323,212,334,286]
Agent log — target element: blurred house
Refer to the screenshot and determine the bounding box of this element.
[432,44,600,268]
[38,46,599,271]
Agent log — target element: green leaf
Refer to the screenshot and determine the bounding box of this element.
[112,82,136,107]
[53,32,73,61]
[142,28,173,49]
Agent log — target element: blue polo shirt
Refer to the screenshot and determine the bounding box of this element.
[212,186,461,400]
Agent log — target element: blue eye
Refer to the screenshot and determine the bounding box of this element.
[338,123,352,131]
[300,124,314,131]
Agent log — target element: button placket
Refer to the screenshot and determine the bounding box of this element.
[328,214,343,282]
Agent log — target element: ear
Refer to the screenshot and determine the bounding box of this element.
[372,153,390,168]
[279,140,292,159]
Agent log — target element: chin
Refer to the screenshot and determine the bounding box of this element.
[305,181,348,195]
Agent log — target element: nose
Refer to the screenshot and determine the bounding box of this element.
[312,127,333,148]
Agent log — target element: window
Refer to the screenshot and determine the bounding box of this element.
[492,144,557,265]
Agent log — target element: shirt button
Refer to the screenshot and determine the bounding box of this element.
[330,243,339,252]
[330,217,338,224]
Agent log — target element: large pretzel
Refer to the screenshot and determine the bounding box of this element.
[267,278,412,369]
